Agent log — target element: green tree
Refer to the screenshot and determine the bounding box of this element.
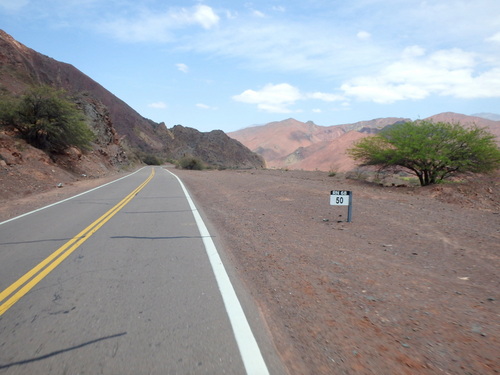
[348,120,500,186]
[8,86,94,153]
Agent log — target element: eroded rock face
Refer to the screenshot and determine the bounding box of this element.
[76,94,117,147]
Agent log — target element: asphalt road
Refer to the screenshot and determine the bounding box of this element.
[0,167,284,375]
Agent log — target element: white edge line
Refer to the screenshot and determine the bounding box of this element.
[0,167,146,226]
[165,169,270,375]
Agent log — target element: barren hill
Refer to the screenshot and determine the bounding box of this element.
[276,131,368,172]
[230,114,500,172]
[229,117,409,172]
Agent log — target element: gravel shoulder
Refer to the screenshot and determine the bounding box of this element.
[2,167,499,374]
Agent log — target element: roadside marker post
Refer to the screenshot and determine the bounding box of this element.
[330,190,353,222]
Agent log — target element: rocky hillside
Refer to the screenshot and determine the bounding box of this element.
[0,29,263,174]
[0,30,162,155]
[230,114,500,172]
[165,126,264,169]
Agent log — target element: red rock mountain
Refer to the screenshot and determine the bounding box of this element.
[229,114,500,172]
[0,29,263,169]
[229,117,409,172]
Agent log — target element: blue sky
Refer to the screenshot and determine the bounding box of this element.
[1,0,499,132]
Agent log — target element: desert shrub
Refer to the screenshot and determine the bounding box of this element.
[6,85,93,153]
[142,154,163,165]
[176,156,205,170]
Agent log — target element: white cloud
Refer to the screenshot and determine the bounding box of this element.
[252,10,266,18]
[187,15,391,79]
[356,31,371,40]
[341,81,428,104]
[402,45,425,59]
[486,32,500,44]
[341,47,500,103]
[307,92,345,102]
[428,48,475,70]
[224,10,238,19]
[233,83,302,113]
[99,4,219,42]
[196,103,217,110]
[148,101,167,109]
[176,63,189,73]
[191,4,220,29]
[182,1,500,85]
[233,83,344,113]
[446,68,500,98]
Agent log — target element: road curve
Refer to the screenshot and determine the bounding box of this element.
[0,167,285,375]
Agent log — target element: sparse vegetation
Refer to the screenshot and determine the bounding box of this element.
[345,167,370,182]
[348,120,500,186]
[0,85,94,153]
[142,154,164,165]
[176,155,206,170]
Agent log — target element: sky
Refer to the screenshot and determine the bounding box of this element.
[1,0,499,133]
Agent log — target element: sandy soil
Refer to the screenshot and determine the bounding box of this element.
[1,167,499,374]
[173,168,499,375]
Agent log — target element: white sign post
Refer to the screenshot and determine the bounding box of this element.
[330,190,353,222]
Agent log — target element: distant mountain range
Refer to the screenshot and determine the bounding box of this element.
[229,114,500,172]
[473,113,500,121]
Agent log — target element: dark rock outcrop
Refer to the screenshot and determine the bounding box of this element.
[166,125,265,169]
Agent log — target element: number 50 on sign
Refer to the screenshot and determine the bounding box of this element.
[330,190,353,222]
[330,190,351,206]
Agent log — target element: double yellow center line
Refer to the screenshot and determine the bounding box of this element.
[0,168,155,316]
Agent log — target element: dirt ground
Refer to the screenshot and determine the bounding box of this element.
[173,168,499,375]
[1,167,499,374]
